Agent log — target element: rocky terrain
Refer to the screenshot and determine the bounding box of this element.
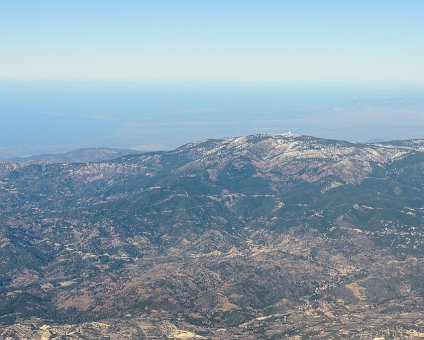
[0,133,423,339]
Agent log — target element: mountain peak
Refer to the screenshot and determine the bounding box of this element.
[1,133,423,338]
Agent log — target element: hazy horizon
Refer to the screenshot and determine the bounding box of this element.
[1,80,424,158]
[1,1,424,158]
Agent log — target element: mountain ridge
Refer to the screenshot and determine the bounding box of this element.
[0,133,423,339]
[5,147,144,164]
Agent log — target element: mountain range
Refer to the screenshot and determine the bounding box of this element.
[5,147,142,163]
[0,133,423,339]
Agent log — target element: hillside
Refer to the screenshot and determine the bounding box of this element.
[0,133,423,339]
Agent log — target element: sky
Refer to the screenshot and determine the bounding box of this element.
[1,0,424,81]
[0,1,423,157]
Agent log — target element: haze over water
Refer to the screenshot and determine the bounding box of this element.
[1,81,423,158]
[2,2,424,158]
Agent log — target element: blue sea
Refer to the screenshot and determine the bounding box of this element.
[1,81,423,157]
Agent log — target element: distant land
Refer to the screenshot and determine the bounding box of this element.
[5,147,144,163]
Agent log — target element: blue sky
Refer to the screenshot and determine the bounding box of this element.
[1,0,424,81]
